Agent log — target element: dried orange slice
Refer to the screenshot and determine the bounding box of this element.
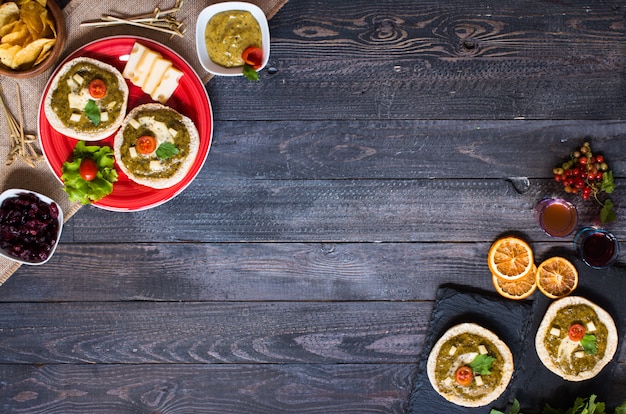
[488,237,534,281]
[536,257,578,299]
[492,265,537,300]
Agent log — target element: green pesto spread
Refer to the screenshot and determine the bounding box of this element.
[50,61,125,132]
[119,109,190,179]
[435,333,505,401]
[205,10,261,68]
[543,304,608,375]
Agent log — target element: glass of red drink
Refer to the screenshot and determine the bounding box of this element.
[574,227,620,269]
[534,198,578,237]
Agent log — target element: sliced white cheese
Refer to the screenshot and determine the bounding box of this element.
[128,147,138,159]
[478,345,488,355]
[550,327,561,337]
[443,377,453,387]
[446,352,478,379]
[574,351,585,358]
[123,42,148,80]
[100,112,109,122]
[448,346,457,356]
[67,89,92,110]
[557,337,581,370]
[474,375,483,386]
[69,113,81,122]
[587,321,596,332]
[150,66,183,104]
[137,116,173,146]
[142,56,172,96]
[168,127,178,138]
[131,49,160,89]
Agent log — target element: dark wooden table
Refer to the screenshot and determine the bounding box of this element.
[1,0,625,412]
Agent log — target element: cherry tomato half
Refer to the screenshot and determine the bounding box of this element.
[88,79,107,99]
[79,158,98,181]
[568,323,586,341]
[135,136,157,155]
[242,46,263,69]
[455,366,473,386]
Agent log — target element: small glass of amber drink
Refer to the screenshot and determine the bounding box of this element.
[534,198,578,237]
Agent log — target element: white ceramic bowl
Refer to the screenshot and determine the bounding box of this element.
[0,189,63,265]
[196,1,270,76]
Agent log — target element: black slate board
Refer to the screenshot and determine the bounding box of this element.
[407,285,534,413]
[408,256,626,413]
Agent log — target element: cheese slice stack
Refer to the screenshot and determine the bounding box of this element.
[123,42,183,104]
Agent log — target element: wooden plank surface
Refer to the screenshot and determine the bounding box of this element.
[1,0,626,412]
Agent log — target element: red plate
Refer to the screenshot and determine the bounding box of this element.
[38,36,213,212]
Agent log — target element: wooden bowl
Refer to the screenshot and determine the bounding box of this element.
[0,0,67,78]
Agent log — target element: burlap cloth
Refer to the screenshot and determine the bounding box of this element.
[0,0,287,284]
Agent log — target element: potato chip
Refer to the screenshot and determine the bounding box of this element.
[0,2,20,28]
[0,20,19,37]
[21,1,48,38]
[0,43,20,67]
[1,22,29,46]
[33,36,53,65]
[0,0,57,71]
[12,36,51,68]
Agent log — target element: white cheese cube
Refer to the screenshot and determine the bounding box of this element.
[67,77,78,90]
[478,345,488,355]
[149,160,162,171]
[550,327,560,337]
[150,66,183,104]
[474,376,483,386]
[73,73,84,85]
[587,322,596,332]
[448,346,456,356]
[574,351,585,358]
[128,147,138,159]
[69,113,81,122]
[168,128,178,138]
[100,112,108,122]
[128,118,141,129]
[443,377,453,387]
[123,42,149,80]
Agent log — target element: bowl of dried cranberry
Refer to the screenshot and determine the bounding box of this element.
[0,189,63,265]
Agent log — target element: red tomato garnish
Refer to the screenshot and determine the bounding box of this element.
[135,136,157,155]
[242,46,263,69]
[568,323,586,341]
[88,79,107,99]
[79,158,98,181]
[455,366,473,386]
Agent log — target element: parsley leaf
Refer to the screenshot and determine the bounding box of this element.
[156,142,179,160]
[243,63,259,81]
[491,399,522,414]
[580,334,597,355]
[84,99,101,126]
[469,353,495,375]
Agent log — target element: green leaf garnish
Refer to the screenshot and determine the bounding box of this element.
[469,353,495,375]
[156,142,179,160]
[600,198,617,223]
[84,99,100,126]
[491,398,522,414]
[243,63,259,81]
[61,141,118,204]
[580,334,597,355]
